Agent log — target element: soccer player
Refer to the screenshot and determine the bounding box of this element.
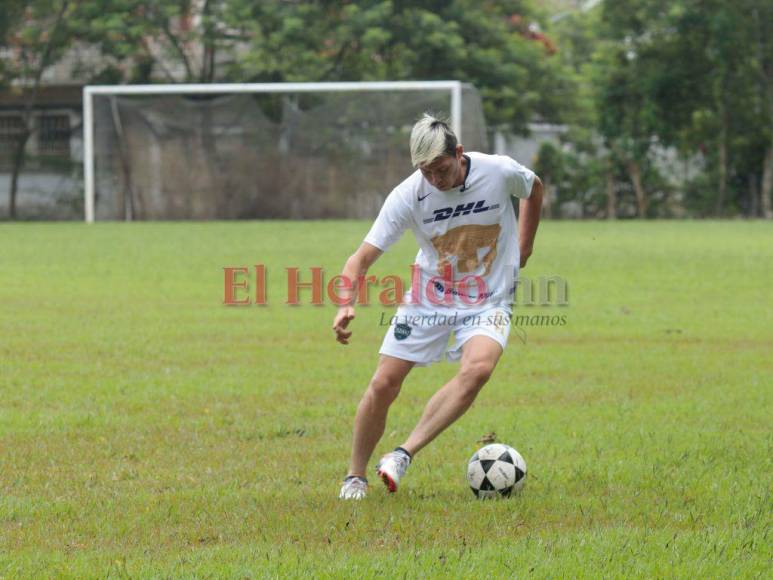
[334,114,543,500]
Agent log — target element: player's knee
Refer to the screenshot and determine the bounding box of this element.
[459,360,494,392]
[368,372,402,402]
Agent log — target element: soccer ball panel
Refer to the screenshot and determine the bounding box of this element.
[508,447,527,475]
[487,460,516,489]
[476,443,510,461]
[466,460,486,489]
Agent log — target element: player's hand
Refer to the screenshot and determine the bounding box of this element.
[520,247,532,268]
[332,306,356,345]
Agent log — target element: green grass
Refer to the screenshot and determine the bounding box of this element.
[0,221,771,578]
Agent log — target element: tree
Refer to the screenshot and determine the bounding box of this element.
[228,0,572,134]
[70,0,251,83]
[595,0,773,217]
[1,0,74,220]
[64,0,259,218]
[592,0,677,218]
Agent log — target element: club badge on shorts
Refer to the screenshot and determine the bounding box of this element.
[394,323,412,341]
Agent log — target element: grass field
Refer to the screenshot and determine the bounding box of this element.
[0,220,771,577]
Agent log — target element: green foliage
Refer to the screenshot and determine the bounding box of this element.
[0,0,75,87]
[60,0,572,133]
[229,0,571,133]
[3,0,770,218]
[535,141,609,218]
[555,0,773,217]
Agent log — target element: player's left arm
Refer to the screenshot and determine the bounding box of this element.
[518,176,543,268]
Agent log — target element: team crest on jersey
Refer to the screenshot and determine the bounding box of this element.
[394,323,412,341]
[422,199,500,224]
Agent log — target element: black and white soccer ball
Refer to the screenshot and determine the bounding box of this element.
[467,443,527,499]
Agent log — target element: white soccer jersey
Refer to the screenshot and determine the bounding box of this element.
[364,151,536,308]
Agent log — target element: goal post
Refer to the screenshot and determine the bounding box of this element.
[82,81,487,222]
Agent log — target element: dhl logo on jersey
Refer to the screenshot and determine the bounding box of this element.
[422,199,500,224]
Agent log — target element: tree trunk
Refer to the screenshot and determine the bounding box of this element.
[762,143,773,219]
[6,0,71,220]
[606,159,616,220]
[753,4,771,220]
[200,0,215,82]
[542,173,553,219]
[627,160,647,218]
[8,128,31,220]
[748,173,759,217]
[716,112,728,216]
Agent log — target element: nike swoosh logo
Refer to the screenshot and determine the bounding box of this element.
[418,192,433,202]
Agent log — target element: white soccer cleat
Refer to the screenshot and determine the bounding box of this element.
[339,476,368,500]
[376,450,411,493]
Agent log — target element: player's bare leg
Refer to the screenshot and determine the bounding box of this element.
[401,335,502,456]
[346,355,415,478]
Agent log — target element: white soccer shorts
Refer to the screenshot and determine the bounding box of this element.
[379,301,513,366]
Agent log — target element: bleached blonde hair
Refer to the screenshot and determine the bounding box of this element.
[409,113,458,167]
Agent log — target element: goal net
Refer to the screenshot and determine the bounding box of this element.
[84,81,488,221]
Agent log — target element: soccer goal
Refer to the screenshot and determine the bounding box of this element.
[82,81,488,222]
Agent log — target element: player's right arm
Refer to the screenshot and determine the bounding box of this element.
[332,242,382,345]
[332,184,414,345]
